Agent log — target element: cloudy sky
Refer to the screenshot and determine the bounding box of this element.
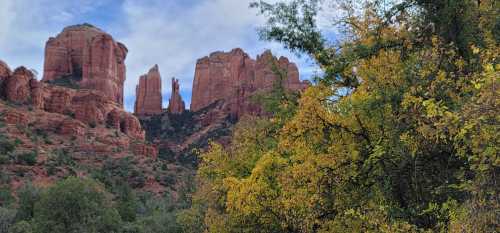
[0,0,333,112]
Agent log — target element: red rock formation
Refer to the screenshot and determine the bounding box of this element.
[30,79,44,109]
[107,109,145,140]
[42,24,127,106]
[0,60,11,99]
[59,118,87,136]
[130,142,158,158]
[3,109,29,126]
[167,78,185,114]
[1,66,44,108]
[120,113,145,139]
[5,67,35,104]
[0,60,11,79]
[190,48,309,118]
[134,65,163,116]
[39,86,145,140]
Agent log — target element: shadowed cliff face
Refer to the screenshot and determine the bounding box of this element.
[42,24,128,107]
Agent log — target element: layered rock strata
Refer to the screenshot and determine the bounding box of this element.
[134,65,163,116]
[42,24,127,106]
[190,48,309,118]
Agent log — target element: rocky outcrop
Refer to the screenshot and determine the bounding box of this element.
[167,78,185,114]
[130,142,158,158]
[190,48,308,118]
[0,65,44,109]
[42,86,145,140]
[134,65,163,116]
[58,118,87,136]
[5,67,35,104]
[3,109,29,126]
[0,59,145,140]
[42,24,127,106]
[0,60,11,80]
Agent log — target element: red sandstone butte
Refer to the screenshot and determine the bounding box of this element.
[190,48,309,117]
[167,78,185,114]
[42,24,128,106]
[134,65,163,116]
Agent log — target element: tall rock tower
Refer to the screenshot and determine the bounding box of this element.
[134,65,163,116]
[42,23,128,106]
[167,78,185,114]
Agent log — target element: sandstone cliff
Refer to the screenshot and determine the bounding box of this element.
[0,59,161,193]
[42,24,127,106]
[167,78,185,114]
[190,48,308,118]
[134,65,163,116]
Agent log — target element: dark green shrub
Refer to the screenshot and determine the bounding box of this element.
[8,220,33,233]
[15,183,40,221]
[0,136,17,155]
[0,186,14,207]
[16,151,37,166]
[0,207,16,233]
[157,148,176,163]
[33,177,122,233]
[115,184,138,222]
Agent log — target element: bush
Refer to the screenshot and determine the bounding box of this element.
[0,207,16,233]
[33,177,122,233]
[0,137,17,155]
[15,152,37,166]
[0,187,14,208]
[15,183,40,222]
[8,221,33,233]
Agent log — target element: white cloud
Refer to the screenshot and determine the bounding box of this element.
[0,0,108,76]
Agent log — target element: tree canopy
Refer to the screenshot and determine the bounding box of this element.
[182,0,499,232]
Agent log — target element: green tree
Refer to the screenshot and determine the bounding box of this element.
[33,177,122,233]
[15,183,40,222]
[188,0,499,232]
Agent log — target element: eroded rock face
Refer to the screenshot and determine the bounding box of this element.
[134,65,163,116]
[0,65,44,109]
[0,60,11,79]
[167,78,185,114]
[3,109,29,126]
[59,118,87,136]
[130,142,158,158]
[42,24,127,106]
[5,67,35,104]
[0,59,144,140]
[190,48,309,118]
